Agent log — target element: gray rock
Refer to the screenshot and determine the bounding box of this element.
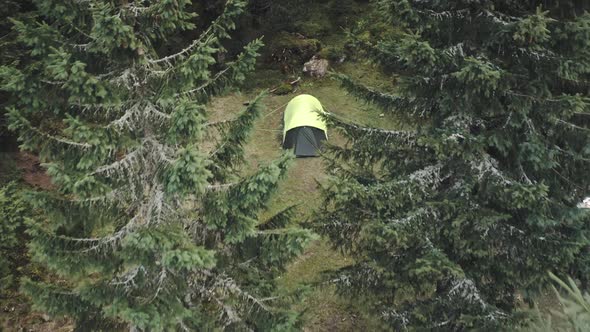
[303,56,329,78]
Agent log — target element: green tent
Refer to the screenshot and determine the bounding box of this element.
[282,94,328,157]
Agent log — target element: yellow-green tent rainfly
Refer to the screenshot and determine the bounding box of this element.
[282,94,328,157]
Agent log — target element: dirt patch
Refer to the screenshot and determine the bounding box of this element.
[1,304,73,332]
[14,152,53,190]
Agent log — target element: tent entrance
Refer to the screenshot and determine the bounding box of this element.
[283,126,327,157]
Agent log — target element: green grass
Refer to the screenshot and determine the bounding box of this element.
[276,240,368,331]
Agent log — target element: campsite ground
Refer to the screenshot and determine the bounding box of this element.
[209,59,398,330]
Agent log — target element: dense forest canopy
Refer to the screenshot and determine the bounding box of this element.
[0,0,589,331]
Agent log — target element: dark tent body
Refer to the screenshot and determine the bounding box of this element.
[282,95,328,157]
[282,126,327,157]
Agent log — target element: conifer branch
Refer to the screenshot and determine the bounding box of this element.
[16,118,93,149]
[180,66,232,96]
[147,0,245,66]
[106,102,170,130]
[209,92,266,175]
[206,183,236,191]
[556,119,590,132]
[326,113,416,141]
[90,148,143,176]
[179,38,263,97]
[469,154,512,184]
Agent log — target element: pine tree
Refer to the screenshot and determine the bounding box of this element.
[0,0,312,330]
[315,0,590,329]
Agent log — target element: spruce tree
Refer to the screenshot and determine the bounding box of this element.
[0,0,312,330]
[316,0,590,329]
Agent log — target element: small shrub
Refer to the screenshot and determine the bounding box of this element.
[296,21,331,38]
[273,83,294,95]
[328,0,362,28]
[317,46,345,63]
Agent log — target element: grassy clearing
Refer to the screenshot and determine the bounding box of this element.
[208,58,400,330]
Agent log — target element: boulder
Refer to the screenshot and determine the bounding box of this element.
[303,56,329,78]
